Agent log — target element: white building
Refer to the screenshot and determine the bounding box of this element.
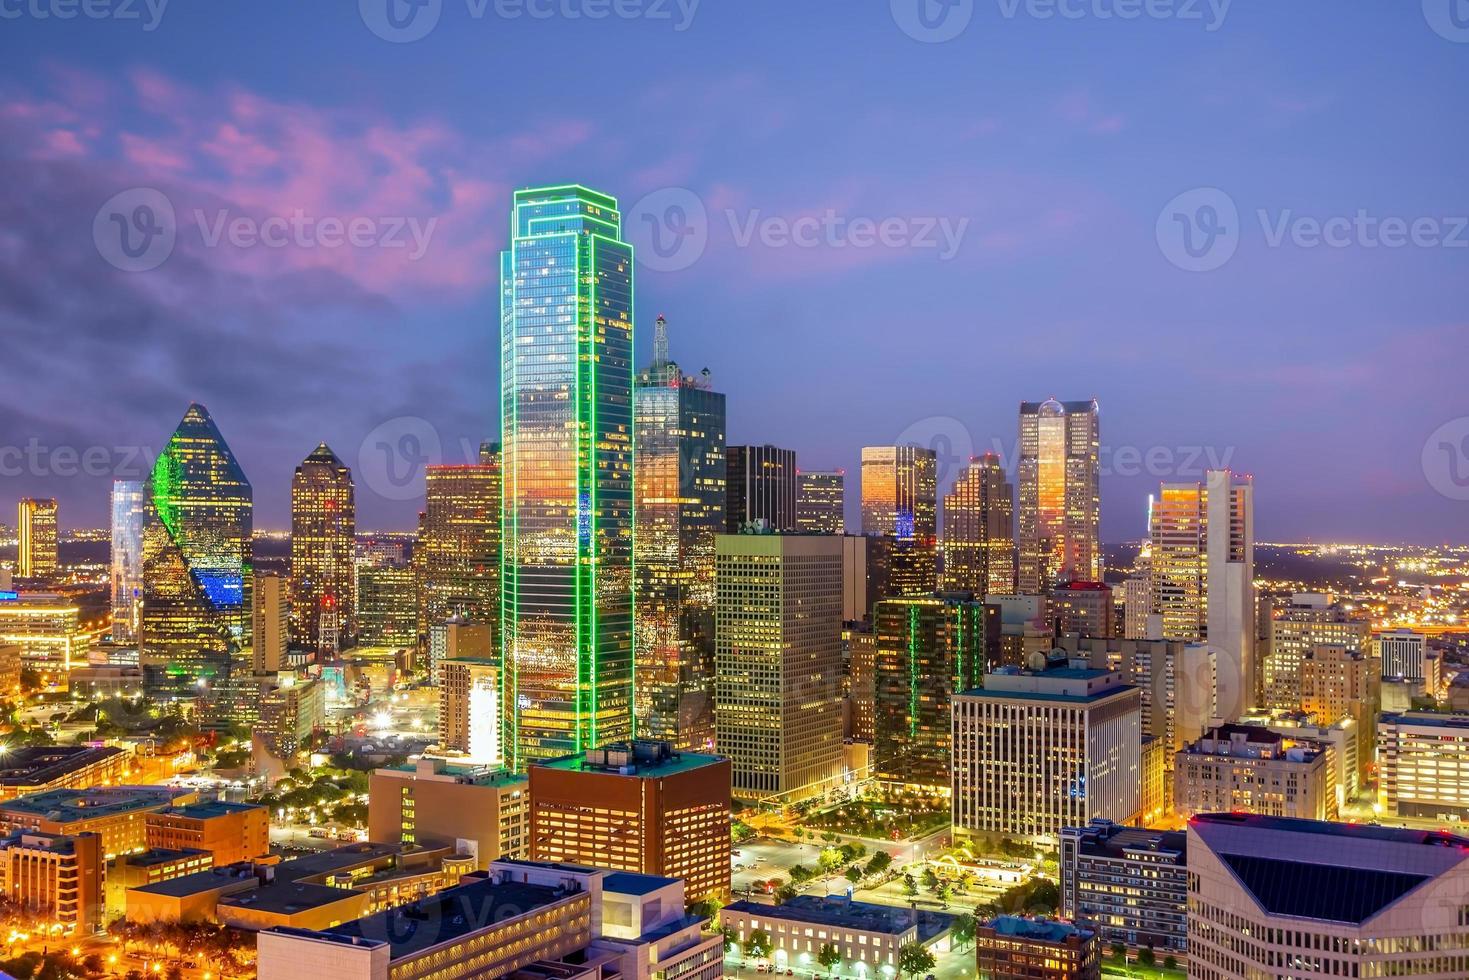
[1374,629,1428,681]
[1378,711,1469,820]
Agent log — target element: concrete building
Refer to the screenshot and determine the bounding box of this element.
[529,741,731,901]
[0,592,90,671]
[715,532,844,801]
[259,676,325,758]
[1374,628,1429,682]
[975,916,1101,980]
[145,801,269,865]
[843,623,876,743]
[354,563,416,649]
[105,848,212,920]
[1174,725,1335,821]
[1299,644,1378,791]
[1263,595,1369,712]
[67,664,145,701]
[1121,574,1152,641]
[0,785,193,859]
[840,535,872,623]
[726,445,798,533]
[0,746,132,803]
[1237,708,1360,802]
[952,657,1141,841]
[367,758,528,867]
[1059,819,1187,956]
[437,657,500,764]
[796,470,846,535]
[1377,711,1469,820]
[722,894,952,976]
[941,452,1014,597]
[426,620,491,687]
[252,571,289,675]
[1051,580,1114,638]
[1187,813,1469,980]
[0,830,103,934]
[861,445,938,599]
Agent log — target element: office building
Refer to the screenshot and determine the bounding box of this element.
[796,470,846,534]
[952,657,1141,840]
[253,571,289,675]
[145,801,269,865]
[1174,725,1335,821]
[428,619,491,684]
[1378,711,1469,819]
[941,452,1014,596]
[529,741,731,901]
[722,895,945,976]
[438,657,500,764]
[106,848,212,920]
[111,480,145,643]
[417,457,499,644]
[1375,628,1429,681]
[1263,595,1370,712]
[1237,708,1361,800]
[975,916,1101,980]
[844,623,876,743]
[1059,819,1187,956]
[872,595,990,790]
[0,592,90,670]
[1016,398,1100,593]
[354,563,416,648]
[841,534,873,622]
[1121,574,1152,640]
[1299,644,1378,789]
[861,445,937,597]
[367,758,528,866]
[1051,580,1114,638]
[0,746,131,803]
[259,676,324,758]
[0,830,103,934]
[0,785,193,859]
[16,498,58,580]
[726,444,797,532]
[715,532,844,800]
[501,185,634,769]
[633,316,726,749]
[290,444,356,655]
[1187,813,1469,980]
[140,403,253,683]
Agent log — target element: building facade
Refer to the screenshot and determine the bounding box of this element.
[145,801,269,865]
[726,445,798,532]
[1174,725,1335,821]
[290,444,356,655]
[1378,711,1469,819]
[1263,594,1369,712]
[975,916,1102,980]
[1016,399,1100,593]
[0,593,89,671]
[941,452,1014,597]
[438,657,501,764]
[16,498,58,580]
[252,572,289,675]
[1059,819,1187,955]
[0,831,103,934]
[111,480,145,643]
[860,445,937,598]
[796,470,846,535]
[367,759,529,866]
[416,458,499,645]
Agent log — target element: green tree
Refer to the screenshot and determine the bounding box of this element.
[789,864,814,885]
[920,867,938,890]
[896,942,935,980]
[1164,954,1179,972]
[844,865,863,885]
[951,912,976,950]
[1138,946,1156,967]
[748,929,774,961]
[1110,942,1127,962]
[721,927,736,954]
[902,873,918,897]
[863,851,892,876]
[817,943,841,976]
[775,883,799,904]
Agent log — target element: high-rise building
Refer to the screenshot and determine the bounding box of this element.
[438,657,501,765]
[140,403,253,686]
[1052,580,1114,638]
[16,499,58,580]
[251,572,289,675]
[0,831,103,935]
[1263,595,1370,712]
[258,677,324,758]
[1121,574,1152,640]
[501,185,634,769]
[941,452,1014,597]
[1377,711,1469,820]
[110,481,145,643]
[872,596,990,790]
[633,315,726,750]
[1174,725,1335,821]
[861,445,938,598]
[1300,644,1379,790]
[844,623,876,743]
[715,532,844,800]
[416,460,499,643]
[1060,820,1188,958]
[952,657,1140,840]
[529,740,732,901]
[354,563,416,648]
[726,445,797,532]
[1187,813,1469,980]
[0,593,89,671]
[1016,399,1100,592]
[796,470,846,534]
[1374,628,1429,681]
[289,444,356,655]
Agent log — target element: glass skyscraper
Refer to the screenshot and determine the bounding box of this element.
[501,185,634,768]
[860,445,938,597]
[110,480,145,643]
[290,443,356,654]
[1017,398,1101,593]
[140,402,253,686]
[941,452,1015,596]
[796,470,845,534]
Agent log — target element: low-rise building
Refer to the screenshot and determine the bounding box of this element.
[974,915,1101,980]
[0,745,133,802]
[0,831,104,935]
[1174,725,1335,821]
[145,801,269,866]
[105,847,212,920]
[0,785,193,859]
[721,895,952,976]
[67,665,146,702]
[367,758,528,867]
[1059,819,1187,956]
[1378,711,1469,820]
[0,594,90,671]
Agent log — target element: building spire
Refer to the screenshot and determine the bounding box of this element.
[653,313,670,370]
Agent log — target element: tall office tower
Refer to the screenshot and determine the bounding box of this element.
[16,498,58,580]
[941,452,1014,597]
[140,403,253,685]
[1300,644,1379,790]
[289,444,356,656]
[501,185,634,768]
[354,563,417,648]
[110,481,145,643]
[439,657,501,765]
[796,470,846,534]
[1264,594,1370,711]
[1375,628,1429,681]
[633,315,727,750]
[1121,574,1152,640]
[416,461,500,644]
[871,596,988,790]
[843,623,876,743]
[1148,470,1255,721]
[1016,398,1100,593]
[715,533,844,800]
[725,445,797,532]
[860,445,938,598]
[252,572,289,675]
[1188,814,1469,980]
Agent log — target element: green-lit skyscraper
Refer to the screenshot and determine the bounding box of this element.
[500,185,635,768]
[140,403,253,689]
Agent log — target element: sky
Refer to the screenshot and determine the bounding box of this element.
[1,0,1467,542]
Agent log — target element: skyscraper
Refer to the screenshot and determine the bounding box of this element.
[726,445,797,532]
[501,185,634,768]
[252,571,289,675]
[416,458,499,643]
[860,445,937,597]
[941,452,1014,596]
[140,403,253,685]
[796,470,845,534]
[16,498,58,579]
[1016,398,1100,592]
[633,314,726,749]
[289,444,356,655]
[110,481,145,643]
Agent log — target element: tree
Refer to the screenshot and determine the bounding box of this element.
[1110,942,1127,962]
[720,927,736,953]
[1164,954,1179,972]
[775,883,798,904]
[789,864,815,885]
[896,942,935,980]
[920,867,938,890]
[1138,946,1156,967]
[747,929,774,961]
[952,912,976,950]
[902,874,918,897]
[844,865,863,885]
[817,943,841,976]
[864,851,892,876]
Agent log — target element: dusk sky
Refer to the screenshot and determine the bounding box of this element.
[2,1,1467,542]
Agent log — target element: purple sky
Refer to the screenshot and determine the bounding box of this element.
[1,1,1466,542]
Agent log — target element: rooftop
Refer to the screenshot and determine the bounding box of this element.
[218,880,361,916]
[983,916,1094,944]
[534,741,726,778]
[0,746,124,788]
[1068,821,1187,862]
[725,896,943,938]
[603,871,678,897]
[156,801,263,821]
[0,785,186,822]
[1190,812,1469,848]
